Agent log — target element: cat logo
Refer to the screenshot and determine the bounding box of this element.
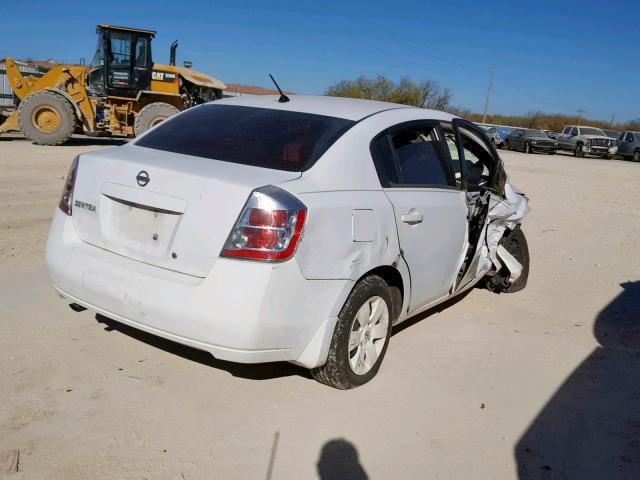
[151,71,177,83]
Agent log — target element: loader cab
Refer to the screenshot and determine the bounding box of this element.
[87,25,154,98]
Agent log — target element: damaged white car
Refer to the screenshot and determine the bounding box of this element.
[46,95,529,389]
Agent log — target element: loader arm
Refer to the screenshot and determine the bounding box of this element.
[4,57,95,131]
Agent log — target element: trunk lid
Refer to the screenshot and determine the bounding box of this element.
[71,145,300,277]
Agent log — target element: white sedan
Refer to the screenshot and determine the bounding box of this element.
[46,95,529,389]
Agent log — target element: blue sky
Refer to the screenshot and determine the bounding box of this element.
[2,0,638,122]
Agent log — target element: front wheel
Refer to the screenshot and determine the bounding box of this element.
[311,275,393,389]
[504,141,510,151]
[633,150,640,163]
[574,145,584,158]
[17,91,76,145]
[524,142,531,154]
[485,227,530,294]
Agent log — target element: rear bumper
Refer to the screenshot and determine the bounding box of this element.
[46,209,351,368]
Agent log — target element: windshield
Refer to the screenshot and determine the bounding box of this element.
[135,104,355,172]
[525,129,546,137]
[580,127,605,136]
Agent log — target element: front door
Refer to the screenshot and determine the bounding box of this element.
[106,30,152,97]
[371,122,468,312]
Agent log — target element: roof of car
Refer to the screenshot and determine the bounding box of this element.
[212,94,455,122]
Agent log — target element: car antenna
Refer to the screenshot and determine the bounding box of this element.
[269,74,290,103]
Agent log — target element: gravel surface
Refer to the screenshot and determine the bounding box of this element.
[1,136,639,479]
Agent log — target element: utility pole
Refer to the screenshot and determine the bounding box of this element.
[610,113,615,127]
[482,67,495,124]
[576,109,586,126]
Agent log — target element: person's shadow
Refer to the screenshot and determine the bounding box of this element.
[317,439,368,480]
[516,281,640,479]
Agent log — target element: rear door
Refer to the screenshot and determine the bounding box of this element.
[371,121,468,312]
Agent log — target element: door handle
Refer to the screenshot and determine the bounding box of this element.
[401,212,423,225]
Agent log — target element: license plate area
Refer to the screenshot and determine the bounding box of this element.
[100,195,182,256]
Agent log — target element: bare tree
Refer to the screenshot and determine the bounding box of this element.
[325,75,453,110]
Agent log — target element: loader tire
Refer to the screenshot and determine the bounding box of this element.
[134,102,180,137]
[18,91,76,145]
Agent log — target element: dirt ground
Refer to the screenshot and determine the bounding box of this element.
[1,135,639,480]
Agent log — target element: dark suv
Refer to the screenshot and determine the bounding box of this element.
[505,128,558,154]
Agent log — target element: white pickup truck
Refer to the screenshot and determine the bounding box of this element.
[556,125,618,158]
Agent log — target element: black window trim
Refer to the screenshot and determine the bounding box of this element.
[369,119,458,191]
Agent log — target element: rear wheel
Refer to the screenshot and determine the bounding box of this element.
[134,102,180,137]
[18,91,76,145]
[633,150,640,163]
[311,275,393,389]
[485,227,530,294]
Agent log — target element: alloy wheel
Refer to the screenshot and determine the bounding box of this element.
[348,296,390,375]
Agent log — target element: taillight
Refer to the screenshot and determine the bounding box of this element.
[221,185,307,262]
[58,156,79,215]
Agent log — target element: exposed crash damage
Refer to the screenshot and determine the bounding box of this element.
[448,118,530,296]
[455,184,529,294]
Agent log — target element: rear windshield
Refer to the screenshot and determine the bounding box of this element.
[135,104,355,172]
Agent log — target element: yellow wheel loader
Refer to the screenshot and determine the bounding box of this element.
[0,25,226,145]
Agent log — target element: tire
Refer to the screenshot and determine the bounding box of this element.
[504,141,510,151]
[549,150,556,155]
[574,144,584,158]
[17,91,76,145]
[311,275,394,389]
[134,102,180,137]
[524,142,531,154]
[485,227,530,294]
[633,150,640,163]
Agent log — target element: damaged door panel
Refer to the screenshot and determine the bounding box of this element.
[447,119,529,294]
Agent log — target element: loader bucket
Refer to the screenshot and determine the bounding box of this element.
[0,111,20,135]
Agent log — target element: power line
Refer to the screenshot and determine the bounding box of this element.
[287,1,582,116]
[576,109,586,125]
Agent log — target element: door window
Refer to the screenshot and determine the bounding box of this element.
[452,126,495,189]
[391,127,451,186]
[134,37,150,67]
[570,127,578,136]
[370,124,454,188]
[110,32,132,65]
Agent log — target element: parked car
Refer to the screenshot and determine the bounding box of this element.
[616,131,640,162]
[504,128,558,154]
[556,125,618,158]
[46,96,530,389]
[485,126,514,149]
